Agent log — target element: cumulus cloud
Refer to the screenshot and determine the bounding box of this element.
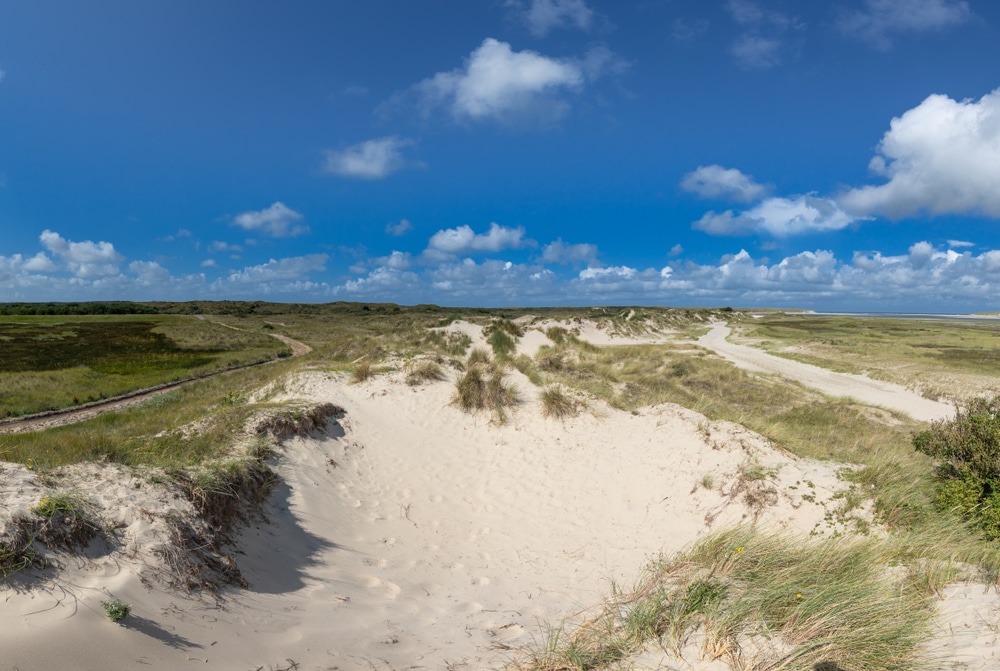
[413,38,619,125]
[427,223,527,255]
[129,261,172,285]
[681,165,770,202]
[542,238,598,264]
[511,0,594,36]
[694,195,857,236]
[579,265,637,280]
[948,239,974,248]
[232,202,307,237]
[840,89,1000,220]
[219,254,328,285]
[838,0,970,49]
[323,136,413,180]
[39,229,124,278]
[385,219,413,236]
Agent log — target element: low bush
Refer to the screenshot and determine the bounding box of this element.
[913,395,1000,538]
[101,597,131,622]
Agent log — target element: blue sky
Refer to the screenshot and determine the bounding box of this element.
[2,0,999,311]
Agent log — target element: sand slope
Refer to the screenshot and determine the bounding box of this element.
[2,368,851,670]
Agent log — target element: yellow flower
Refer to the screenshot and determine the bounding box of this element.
[795,593,803,599]
[736,546,744,554]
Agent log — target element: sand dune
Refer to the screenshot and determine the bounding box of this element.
[1,320,996,670]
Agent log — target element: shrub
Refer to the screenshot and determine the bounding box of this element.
[101,598,131,622]
[913,395,1000,538]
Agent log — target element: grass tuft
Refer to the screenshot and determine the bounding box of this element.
[454,364,519,423]
[405,360,445,386]
[540,386,579,419]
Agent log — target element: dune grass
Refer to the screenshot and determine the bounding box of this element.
[454,363,519,423]
[511,524,995,671]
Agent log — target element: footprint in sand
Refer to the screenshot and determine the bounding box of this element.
[360,575,402,599]
[362,557,389,568]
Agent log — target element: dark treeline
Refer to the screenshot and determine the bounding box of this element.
[0,300,463,317]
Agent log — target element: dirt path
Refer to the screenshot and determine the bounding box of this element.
[698,322,955,423]
[0,332,312,435]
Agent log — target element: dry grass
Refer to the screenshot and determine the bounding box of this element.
[454,364,519,423]
[405,360,445,386]
[509,525,995,671]
[540,386,579,419]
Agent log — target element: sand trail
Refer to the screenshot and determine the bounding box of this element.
[698,322,955,423]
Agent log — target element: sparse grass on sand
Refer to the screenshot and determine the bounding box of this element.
[454,362,519,423]
[540,386,579,419]
[511,524,1000,671]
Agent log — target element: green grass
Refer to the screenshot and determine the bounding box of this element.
[738,314,1000,401]
[454,364,519,423]
[511,525,1000,671]
[0,356,300,469]
[0,315,288,417]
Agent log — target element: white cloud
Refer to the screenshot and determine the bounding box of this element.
[838,0,970,49]
[579,265,638,280]
[22,252,58,272]
[427,223,527,255]
[948,239,974,248]
[210,241,243,253]
[201,259,218,268]
[681,165,770,202]
[377,250,413,270]
[129,261,171,285]
[725,0,802,69]
[415,38,590,124]
[694,195,857,236]
[218,254,328,285]
[731,35,783,69]
[840,89,1000,220]
[39,229,124,278]
[542,238,598,264]
[323,136,412,180]
[511,0,594,36]
[386,219,413,236]
[232,202,308,237]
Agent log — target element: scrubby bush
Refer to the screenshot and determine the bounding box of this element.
[913,395,1000,539]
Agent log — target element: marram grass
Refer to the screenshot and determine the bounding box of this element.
[509,526,971,671]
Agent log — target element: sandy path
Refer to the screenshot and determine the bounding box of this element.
[697,322,954,423]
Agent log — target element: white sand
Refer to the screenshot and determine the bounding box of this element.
[1,321,994,670]
[698,322,955,422]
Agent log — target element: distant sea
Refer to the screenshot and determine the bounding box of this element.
[800,312,1000,323]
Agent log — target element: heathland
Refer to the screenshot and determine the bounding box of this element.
[2,302,1000,670]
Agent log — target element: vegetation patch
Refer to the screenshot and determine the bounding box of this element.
[101,597,132,622]
[540,386,580,419]
[29,492,104,551]
[914,395,1000,539]
[405,360,445,386]
[454,364,519,423]
[510,527,958,671]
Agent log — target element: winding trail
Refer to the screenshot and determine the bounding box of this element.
[697,322,955,423]
[0,331,312,435]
